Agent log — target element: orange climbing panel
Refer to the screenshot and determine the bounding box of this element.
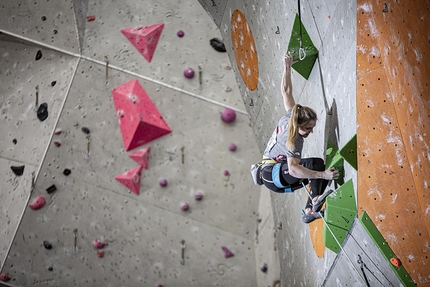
[231,10,259,91]
[357,1,430,285]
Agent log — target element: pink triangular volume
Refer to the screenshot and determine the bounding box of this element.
[112,79,172,151]
[115,165,143,195]
[129,146,151,169]
[121,23,164,62]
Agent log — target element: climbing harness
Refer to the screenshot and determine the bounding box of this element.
[297,0,306,60]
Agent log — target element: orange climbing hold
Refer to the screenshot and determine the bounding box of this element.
[121,23,164,62]
[390,257,401,267]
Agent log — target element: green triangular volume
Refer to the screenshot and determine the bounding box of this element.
[287,14,318,80]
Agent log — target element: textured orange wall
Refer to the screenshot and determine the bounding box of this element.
[357,0,430,285]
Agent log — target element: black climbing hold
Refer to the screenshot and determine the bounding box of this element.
[35,50,42,61]
[37,103,48,121]
[41,16,47,21]
[53,29,58,34]
[12,139,17,145]
[51,81,56,87]
[43,241,52,250]
[10,165,25,176]
[48,267,53,271]
[260,263,268,273]
[210,38,226,52]
[63,169,71,176]
[81,127,90,134]
[46,184,57,194]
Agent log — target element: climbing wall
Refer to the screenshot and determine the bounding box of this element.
[0,0,264,286]
[357,1,430,285]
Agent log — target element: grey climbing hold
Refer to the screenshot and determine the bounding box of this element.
[210,38,226,52]
[11,165,25,176]
[46,184,57,194]
[37,103,48,121]
[43,241,52,250]
[35,50,42,61]
[81,127,90,134]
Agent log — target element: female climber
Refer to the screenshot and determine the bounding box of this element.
[260,52,339,223]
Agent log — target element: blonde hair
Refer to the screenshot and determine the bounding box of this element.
[286,104,317,150]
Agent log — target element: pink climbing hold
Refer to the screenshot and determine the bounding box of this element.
[86,15,96,22]
[54,128,62,135]
[159,178,168,187]
[221,246,234,258]
[29,195,46,210]
[112,79,172,151]
[177,30,184,37]
[181,202,189,211]
[194,192,203,200]
[121,23,164,63]
[221,108,236,123]
[53,140,61,147]
[93,239,105,249]
[228,143,237,151]
[223,170,230,176]
[129,146,151,169]
[115,165,143,195]
[184,67,195,79]
[0,273,10,282]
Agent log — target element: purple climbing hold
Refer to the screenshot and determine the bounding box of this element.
[223,170,230,176]
[228,143,237,151]
[221,108,236,123]
[159,178,168,187]
[177,30,184,37]
[184,67,195,79]
[181,202,189,211]
[194,192,203,201]
[221,246,234,258]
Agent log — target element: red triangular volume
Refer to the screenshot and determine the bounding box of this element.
[115,165,143,195]
[121,23,164,62]
[129,146,151,169]
[112,79,172,151]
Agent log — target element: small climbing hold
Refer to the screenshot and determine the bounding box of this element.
[12,139,17,145]
[228,143,237,151]
[157,285,163,287]
[63,169,71,176]
[181,202,189,211]
[37,103,49,121]
[43,241,52,250]
[41,16,47,21]
[48,267,53,271]
[221,108,236,123]
[210,38,226,52]
[184,67,195,79]
[221,246,234,258]
[117,110,125,118]
[0,273,10,282]
[46,184,57,194]
[93,239,105,249]
[194,192,203,201]
[390,257,401,267]
[53,29,58,34]
[81,126,90,134]
[10,165,25,176]
[54,128,62,135]
[51,81,57,86]
[53,140,61,147]
[29,195,46,210]
[97,251,105,258]
[35,50,43,61]
[382,3,388,12]
[223,170,230,176]
[159,178,168,187]
[260,263,268,273]
[177,30,184,37]
[86,15,96,22]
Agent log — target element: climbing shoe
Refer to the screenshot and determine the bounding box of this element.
[312,189,334,212]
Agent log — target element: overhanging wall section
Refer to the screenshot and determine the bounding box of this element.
[357,1,430,285]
